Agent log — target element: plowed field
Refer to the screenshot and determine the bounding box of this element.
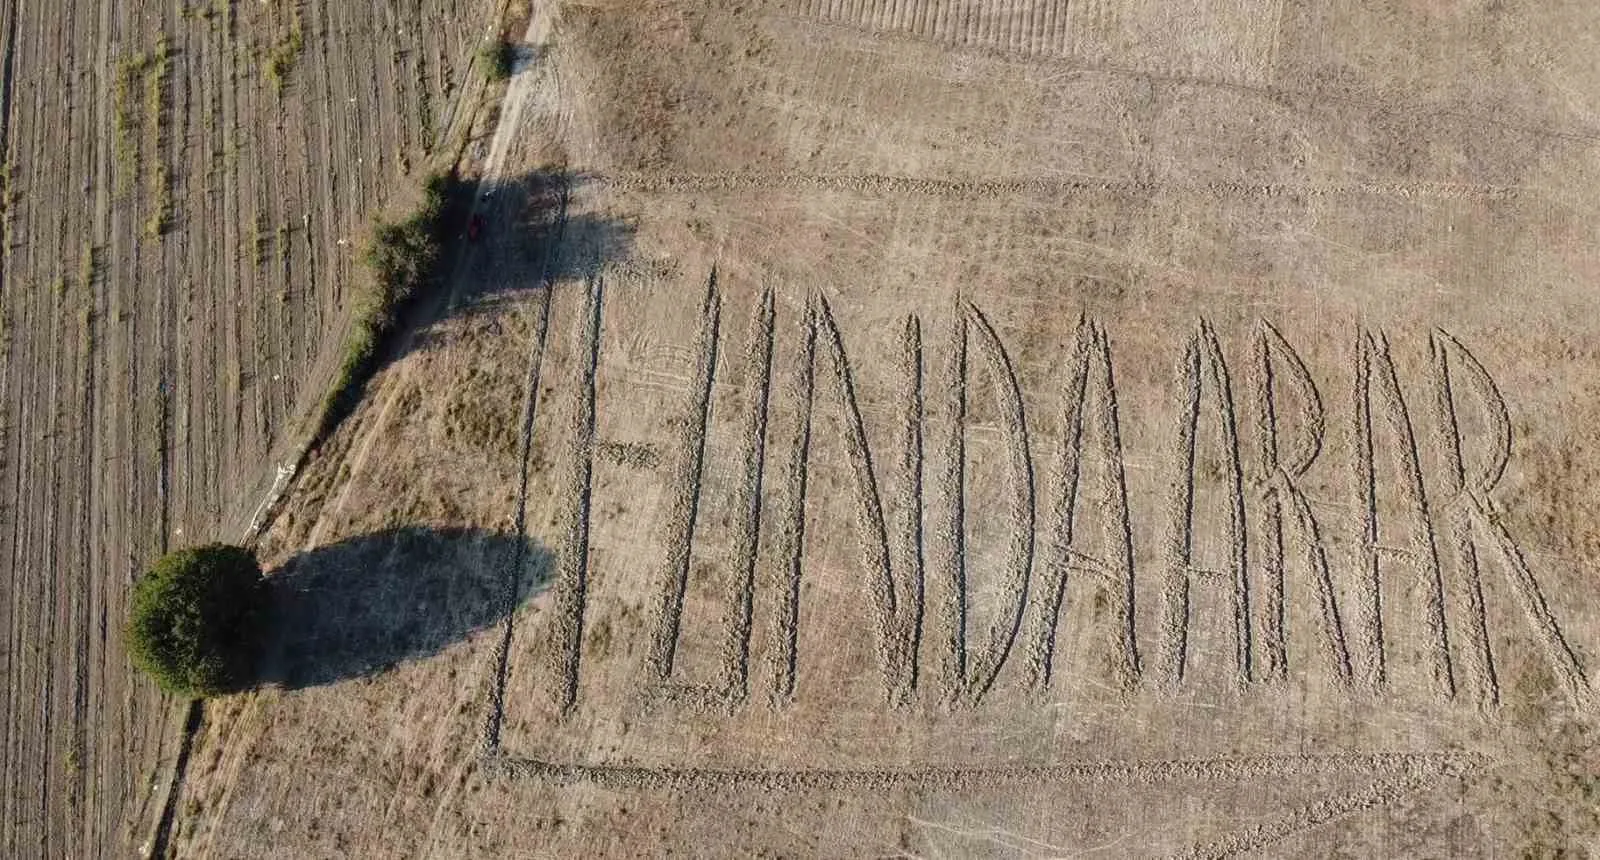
[0,1,501,855]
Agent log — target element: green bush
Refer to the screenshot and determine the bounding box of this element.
[317,170,453,440]
[127,544,265,697]
[478,39,513,82]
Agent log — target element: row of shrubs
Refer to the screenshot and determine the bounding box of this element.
[316,170,455,439]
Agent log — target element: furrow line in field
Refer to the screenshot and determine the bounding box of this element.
[550,274,603,714]
[890,316,925,699]
[481,184,565,752]
[932,309,967,701]
[488,751,1487,791]
[767,298,816,704]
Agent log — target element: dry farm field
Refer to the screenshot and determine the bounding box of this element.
[0,0,503,856]
[13,0,1600,856]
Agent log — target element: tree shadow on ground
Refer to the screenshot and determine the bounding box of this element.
[255,526,551,690]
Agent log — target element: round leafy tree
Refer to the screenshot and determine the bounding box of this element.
[127,544,265,697]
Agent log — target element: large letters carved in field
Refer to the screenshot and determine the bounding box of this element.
[1428,331,1591,708]
[1023,317,1140,692]
[1352,331,1454,699]
[582,293,1591,713]
[935,303,1036,705]
[1157,322,1252,687]
[1252,323,1352,686]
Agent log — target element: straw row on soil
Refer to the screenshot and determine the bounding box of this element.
[599,170,1525,202]
[931,309,968,699]
[487,749,1485,791]
[718,288,776,703]
[766,297,817,704]
[549,275,604,714]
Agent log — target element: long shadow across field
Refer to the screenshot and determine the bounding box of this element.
[256,526,552,689]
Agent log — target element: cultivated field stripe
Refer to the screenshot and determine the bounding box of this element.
[803,0,1097,57]
[920,0,937,40]
[1011,0,1027,55]
[926,0,944,39]
[0,0,14,846]
[1055,0,1072,56]
[0,0,501,853]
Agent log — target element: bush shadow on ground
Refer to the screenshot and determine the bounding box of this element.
[437,167,635,306]
[255,526,551,690]
[316,168,632,443]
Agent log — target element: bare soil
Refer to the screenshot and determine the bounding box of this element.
[22,0,1600,856]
